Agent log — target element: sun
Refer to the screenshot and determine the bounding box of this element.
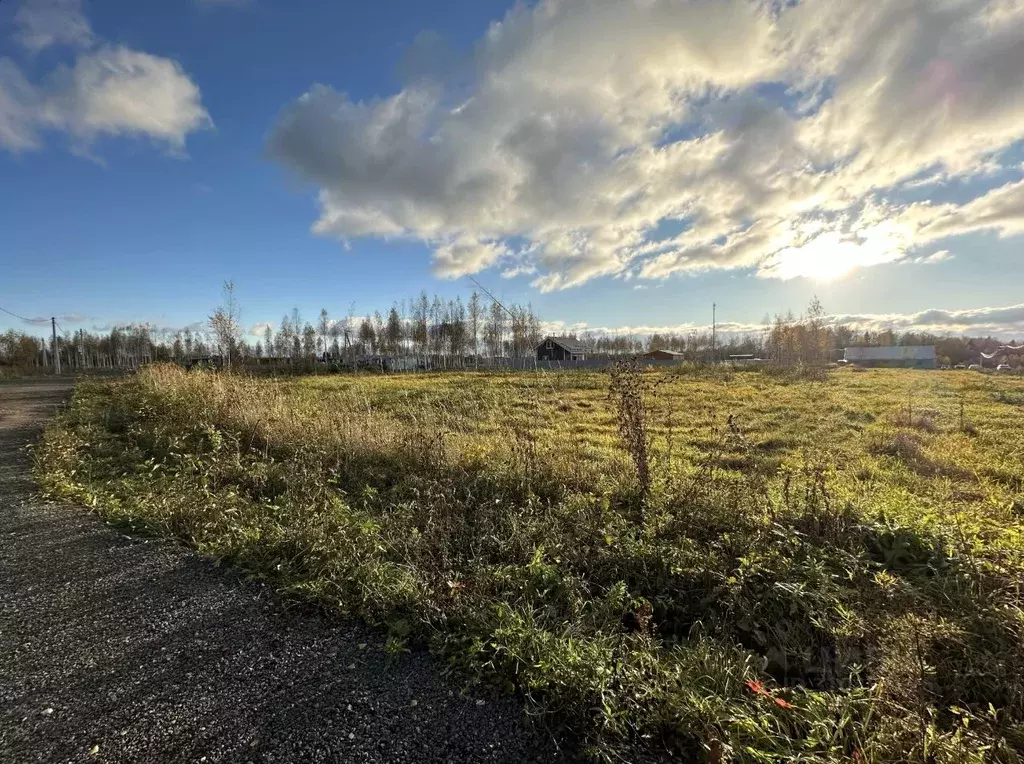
[762,229,902,282]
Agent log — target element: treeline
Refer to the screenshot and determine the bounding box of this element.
[565,300,836,364]
[1,290,545,372]
[253,292,543,363]
[1,325,178,371]
[569,299,1020,367]
[3,294,1019,372]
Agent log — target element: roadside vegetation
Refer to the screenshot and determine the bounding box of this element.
[36,364,1024,761]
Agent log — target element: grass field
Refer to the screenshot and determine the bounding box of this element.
[37,364,1024,761]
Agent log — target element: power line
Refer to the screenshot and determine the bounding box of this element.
[467,275,527,359]
[467,276,517,323]
[3,308,70,374]
[1,306,72,334]
[0,304,36,323]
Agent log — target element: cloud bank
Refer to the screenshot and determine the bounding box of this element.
[546,303,1024,339]
[0,0,210,154]
[269,0,1024,289]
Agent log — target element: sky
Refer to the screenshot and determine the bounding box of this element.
[2,0,1024,342]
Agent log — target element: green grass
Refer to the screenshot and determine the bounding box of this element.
[36,364,1024,762]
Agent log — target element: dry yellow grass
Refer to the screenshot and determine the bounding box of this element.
[36,365,1024,762]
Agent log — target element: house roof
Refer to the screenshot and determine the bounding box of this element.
[844,345,936,361]
[540,336,587,354]
[644,349,685,357]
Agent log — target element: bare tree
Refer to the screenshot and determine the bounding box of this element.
[430,295,444,359]
[372,311,386,355]
[345,302,357,362]
[329,322,343,359]
[805,296,829,365]
[302,323,317,359]
[485,298,505,359]
[208,280,242,367]
[318,308,331,357]
[357,317,375,355]
[275,315,291,358]
[385,307,403,357]
[468,291,482,368]
[412,291,429,359]
[449,297,467,364]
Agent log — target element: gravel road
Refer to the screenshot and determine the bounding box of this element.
[0,378,562,763]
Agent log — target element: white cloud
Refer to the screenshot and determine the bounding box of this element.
[916,178,1024,241]
[433,236,509,278]
[51,47,212,150]
[0,1,210,154]
[500,263,537,280]
[14,0,93,52]
[0,59,43,150]
[907,249,953,265]
[270,0,1024,289]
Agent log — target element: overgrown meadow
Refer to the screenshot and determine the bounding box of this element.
[36,364,1024,761]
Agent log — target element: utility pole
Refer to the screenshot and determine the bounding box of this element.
[52,317,61,374]
[711,303,716,364]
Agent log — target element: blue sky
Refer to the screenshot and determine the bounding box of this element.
[2,0,1024,341]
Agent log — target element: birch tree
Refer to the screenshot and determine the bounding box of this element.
[468,291,482,365]
[208,280,242,367]
[318,309,331,357]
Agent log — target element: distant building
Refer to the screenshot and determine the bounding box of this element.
[643,349,685,361]
[728,354,768,365]
[843,345,937,369]
[537,336,587,361]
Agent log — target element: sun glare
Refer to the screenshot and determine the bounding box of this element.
[762,229,904,282]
